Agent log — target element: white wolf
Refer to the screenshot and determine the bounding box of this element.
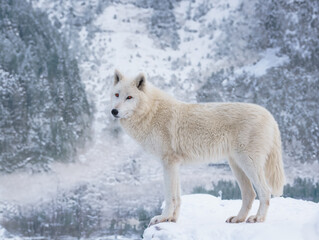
[110,70,285,225]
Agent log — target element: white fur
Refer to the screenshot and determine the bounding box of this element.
[111,70,286,225]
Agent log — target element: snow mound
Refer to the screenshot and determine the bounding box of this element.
[143,194,319,240]
[0,225,22,240]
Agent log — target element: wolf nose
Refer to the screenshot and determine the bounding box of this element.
[111,109,118,116]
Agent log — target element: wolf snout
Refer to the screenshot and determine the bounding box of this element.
[111,109,119,117]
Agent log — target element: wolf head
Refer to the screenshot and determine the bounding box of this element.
[110,69,146,119]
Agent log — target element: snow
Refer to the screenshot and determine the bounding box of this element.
[235,48,289,77]
[0,227,5,238]
[143,194,319,240]
[0,225,22,240]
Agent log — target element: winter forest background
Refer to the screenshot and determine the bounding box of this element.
[0,0,318,239]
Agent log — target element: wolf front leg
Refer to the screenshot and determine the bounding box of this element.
[149,161,181,226]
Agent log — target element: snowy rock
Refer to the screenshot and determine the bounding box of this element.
[143,194,319,240]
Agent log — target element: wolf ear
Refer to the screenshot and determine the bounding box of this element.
[114,69,123,85]
[136,73,145,91]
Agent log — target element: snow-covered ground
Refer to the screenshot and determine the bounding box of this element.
[0,226,21,240]
[144,194,319,240]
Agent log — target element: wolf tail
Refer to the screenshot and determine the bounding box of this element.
[265,124,286,197]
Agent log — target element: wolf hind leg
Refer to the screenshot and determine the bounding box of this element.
[235,153,271,223]
[226,157,256,223]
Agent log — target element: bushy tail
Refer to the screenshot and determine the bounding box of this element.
[265,125,286,196]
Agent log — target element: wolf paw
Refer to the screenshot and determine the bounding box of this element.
[246,215,265,223]
[148,215,176,227]
[226,216,245,223]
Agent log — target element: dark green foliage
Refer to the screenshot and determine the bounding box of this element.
[146,0,181,49]
[106,203,161,238]
[136,204,161,232]
[193,180,241,200]
[0,0,91,172]
[137,208,151,231]
[1,185,102,239]
[193,178,319,203]
[284,177,319,202]
[1,185,160,239]
[253,0,319,71]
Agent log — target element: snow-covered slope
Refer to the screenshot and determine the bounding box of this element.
[28,0,319,183]
[144,194,319,240]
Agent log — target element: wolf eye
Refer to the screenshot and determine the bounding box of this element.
[126,96,133,100]
[115,93,119,97]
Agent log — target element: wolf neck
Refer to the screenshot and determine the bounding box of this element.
[119,84,164,143]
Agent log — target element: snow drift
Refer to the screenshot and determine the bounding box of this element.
[143,194,319,240]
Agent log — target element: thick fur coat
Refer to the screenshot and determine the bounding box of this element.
[111,70,285,225]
